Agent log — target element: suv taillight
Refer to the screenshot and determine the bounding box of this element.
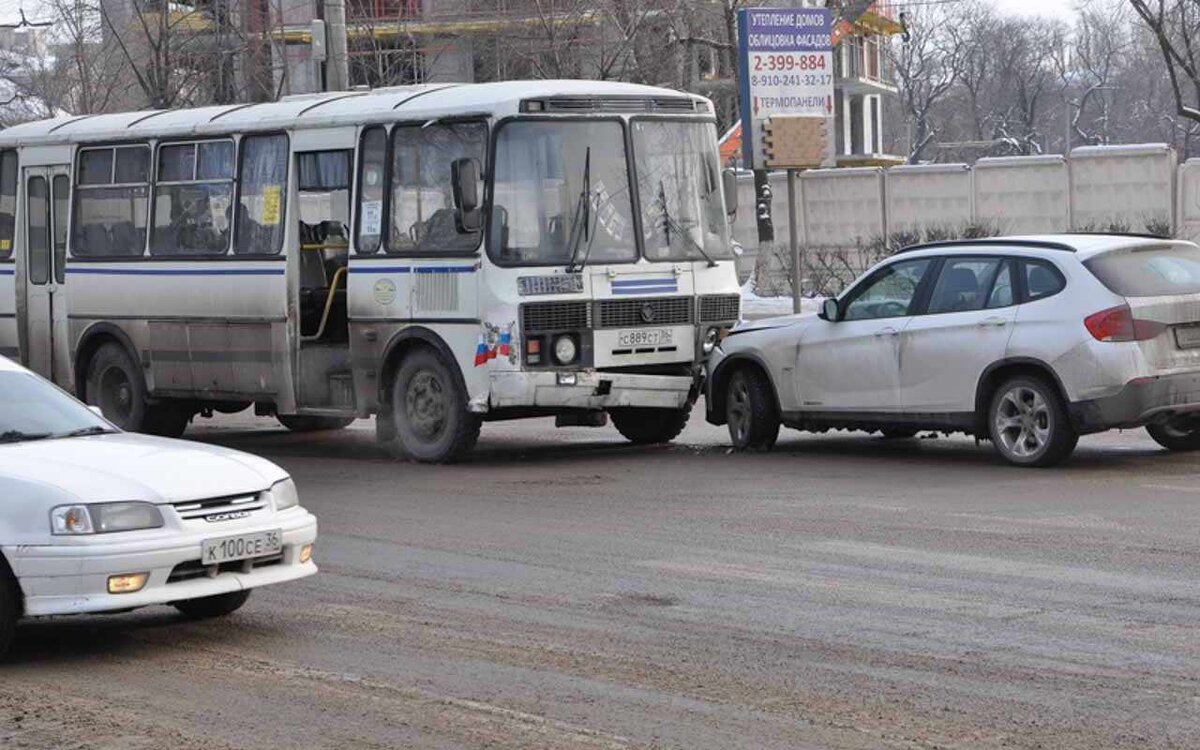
[1084,305,1165,342]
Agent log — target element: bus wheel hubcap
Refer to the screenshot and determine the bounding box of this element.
[405,371,447,440]
[99,367,134,422]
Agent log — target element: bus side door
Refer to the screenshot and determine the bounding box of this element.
[21,167,69,382]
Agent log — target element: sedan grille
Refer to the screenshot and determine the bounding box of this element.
[167,553,284,583]
[699,294,741,322]
[171,492,268,521]
[597,297,693,329]
[522,301,590,333]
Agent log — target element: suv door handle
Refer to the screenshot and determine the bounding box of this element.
[977,317,1008,328]
[874,327,900,338]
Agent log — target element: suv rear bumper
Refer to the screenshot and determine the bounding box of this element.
[1070,371,1200,433]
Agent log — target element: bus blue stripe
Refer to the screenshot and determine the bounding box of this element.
[350,265,475,274]
[65,267,285,276]
[0,269,13,276]
[612,278,678,287]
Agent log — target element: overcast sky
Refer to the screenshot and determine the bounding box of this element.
[994,0,1077,20]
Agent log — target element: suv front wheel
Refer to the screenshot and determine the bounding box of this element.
[988,376,1078,467]
[726,367,780,451]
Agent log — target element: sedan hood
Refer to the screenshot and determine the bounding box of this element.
[0,432,287,505]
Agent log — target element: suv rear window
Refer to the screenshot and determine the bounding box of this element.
[1084,244,1200,297]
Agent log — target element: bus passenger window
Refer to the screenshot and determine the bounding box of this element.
[150,140,234,257]
[71,145,150,258]
[0,151,16,261]
[356,127,386,255]
[235,134,288,256]
[389,122,485,255]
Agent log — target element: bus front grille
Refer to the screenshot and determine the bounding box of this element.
[522,301,590,333]
[597,297,694,329]
[699,294,741,322]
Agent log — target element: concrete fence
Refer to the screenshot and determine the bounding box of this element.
[733,143,1193,284]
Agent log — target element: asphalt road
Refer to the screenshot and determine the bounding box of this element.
[4,410,1200,749]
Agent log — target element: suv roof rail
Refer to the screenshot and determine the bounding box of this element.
[1064,230,1173,241]
[892,238,1079,255]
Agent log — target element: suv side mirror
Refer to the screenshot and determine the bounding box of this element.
[451,157,482,233]
[821,298,841,322]
[722,168,738,218]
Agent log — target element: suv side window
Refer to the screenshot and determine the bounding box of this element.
[843,258,933,321]
[927,257,1004,314]
[1022,259,1065,301]
[986,260,1015,308]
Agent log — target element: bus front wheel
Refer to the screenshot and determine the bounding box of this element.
[86,342,190,438]
[388,348,480,463]
[608,404,692,445]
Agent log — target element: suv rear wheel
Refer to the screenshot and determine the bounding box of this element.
[1146,418,1200,451]
[726,367,780,451]
[988,375,1077,467]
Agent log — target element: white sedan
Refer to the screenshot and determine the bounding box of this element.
[0,356,317,657]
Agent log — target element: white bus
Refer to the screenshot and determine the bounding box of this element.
[0,80,742,462]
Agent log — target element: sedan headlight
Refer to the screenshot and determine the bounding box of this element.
[270,478,300,511]
[51,502,164,535]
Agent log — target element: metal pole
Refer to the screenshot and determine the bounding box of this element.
[324,0,350,91]
[788,169,801,313]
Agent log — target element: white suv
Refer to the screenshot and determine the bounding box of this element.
[707,235,1200,467]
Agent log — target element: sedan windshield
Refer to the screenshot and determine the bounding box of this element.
[632,121,732,263]
[491,120,637,266]
[0,371,114,443]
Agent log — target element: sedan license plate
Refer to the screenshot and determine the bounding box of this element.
[618,328,673,348]
[202,529,282,565]
[1175,325,1200,350]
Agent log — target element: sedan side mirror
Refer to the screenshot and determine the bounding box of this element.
[722,168,738,218]
[821,298,841,322]
[451,157,482,233]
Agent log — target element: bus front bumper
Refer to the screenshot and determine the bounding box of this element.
[488,370,696,410]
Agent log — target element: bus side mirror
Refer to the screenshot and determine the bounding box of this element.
[451,158,482,233]
[722,168,738,218]
[820,298,841,322]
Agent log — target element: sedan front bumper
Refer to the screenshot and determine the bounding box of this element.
[4,509,317,617]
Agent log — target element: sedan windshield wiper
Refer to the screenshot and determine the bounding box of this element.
[58,425,116,438]
[0,430,53,444]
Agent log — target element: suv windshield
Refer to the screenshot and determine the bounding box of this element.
[0,370,115,443]
[632,120,732,262]
[491,120,636,266]
[1085,244,1200,297]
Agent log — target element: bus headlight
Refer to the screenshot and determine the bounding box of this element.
[553,334,578,365]
[702,327,721,354]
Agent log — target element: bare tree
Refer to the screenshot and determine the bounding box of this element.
[889,4,963,163]
[1129,0,1200,127]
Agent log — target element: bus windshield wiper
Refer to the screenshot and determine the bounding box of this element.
[657,179,717,268]
[59,425,116,438]
[0,430,52,444]
[565,147,592,272]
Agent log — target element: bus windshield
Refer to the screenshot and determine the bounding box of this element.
[632,120,731,262]
[491,120,636,266]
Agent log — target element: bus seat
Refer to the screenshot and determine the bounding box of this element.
[82,224,109,255]
[109,222,140,255]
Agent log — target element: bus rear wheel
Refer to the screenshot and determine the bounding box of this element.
[388,348,480,463]
[86,342,190,437]
[277,415,355,432]
[609,404,692,445]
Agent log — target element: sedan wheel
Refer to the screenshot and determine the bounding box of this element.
[988,376,1077,467]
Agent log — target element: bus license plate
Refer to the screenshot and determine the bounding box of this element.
[618,329,673,348]
[202,529,282,565]
[1176,325,1200,349]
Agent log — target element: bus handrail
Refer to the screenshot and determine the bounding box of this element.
[303,265,347,342]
